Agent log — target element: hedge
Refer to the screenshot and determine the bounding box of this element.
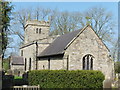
[28,70,105,88]
[2,75,14,89]
[13,74,28,86]
[13,79,28,86]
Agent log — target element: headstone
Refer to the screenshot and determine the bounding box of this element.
[103,79,112,90]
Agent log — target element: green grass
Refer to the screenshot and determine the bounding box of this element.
[14,76,28,85]
[14,76,23,79]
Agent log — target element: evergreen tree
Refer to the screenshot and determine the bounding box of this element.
[0,0,13,58]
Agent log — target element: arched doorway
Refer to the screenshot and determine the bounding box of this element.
[83,54,94,70]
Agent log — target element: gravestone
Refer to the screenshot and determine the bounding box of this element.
[103,79,112,89]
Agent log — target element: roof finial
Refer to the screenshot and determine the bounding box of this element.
[85,16,91,25]
[28,13,31,20]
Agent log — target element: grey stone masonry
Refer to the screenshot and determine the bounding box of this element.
[20,20,57,71]
[24,20,50,44]
[37,25,114,80]
[20,20,114,80]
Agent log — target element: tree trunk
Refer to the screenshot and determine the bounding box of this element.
[0,55,2,90]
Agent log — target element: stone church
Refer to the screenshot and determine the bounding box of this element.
[20,20,114,79]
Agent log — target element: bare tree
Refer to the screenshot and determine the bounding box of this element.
[9,6,117,59]
[11,7,52,42]
[9,8,32,41]
[11,6,116,43]
[110,37,119,61]
[50,11,83,35]
[82,7,116,43]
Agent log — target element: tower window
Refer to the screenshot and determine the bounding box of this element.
[39,28,41,34]
[36,28,38,33]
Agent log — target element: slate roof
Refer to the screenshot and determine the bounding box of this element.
[38,29,81,57]
[11,56,24,65]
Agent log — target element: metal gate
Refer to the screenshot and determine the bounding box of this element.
[13,85,40,90]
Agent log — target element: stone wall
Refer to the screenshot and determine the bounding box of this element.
[10,65,24,76]
[10,65,24,71]
[20,44,36,71]
[21,20,114,80]
[37,59,48,70]
[20,36,56,71]
[37,55,66,70]
[24,20,50,44]
[37,26,114,80]
[20,20,57,71]
[64,26,114,79]
[20,32,57,71]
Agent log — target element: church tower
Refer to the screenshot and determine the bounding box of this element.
[24,20,50,43]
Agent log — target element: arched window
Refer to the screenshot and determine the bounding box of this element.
[21,50,23,56]
[25,58,27,71]
[83,54,93,70]
[48,58,50,70]
[36,28,38,33]
[39,28,41,34]
[29,58,31,70]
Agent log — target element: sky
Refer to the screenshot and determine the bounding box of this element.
[11,2,118,34]
[12,2,118,14]
[9,0,120,2]
[5,2,118,57]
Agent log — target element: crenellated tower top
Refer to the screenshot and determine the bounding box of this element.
[24,20,50,44]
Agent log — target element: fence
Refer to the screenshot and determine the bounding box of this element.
[13,85,40,90]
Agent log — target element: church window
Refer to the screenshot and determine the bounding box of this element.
[29,58,32,70]
[39,28,41,34]
[43,65,45,69]
[83,54,93,70]
[36,28,38,33]
[48,58,50,70]
[21,50,23,56]
[25,58,27,71]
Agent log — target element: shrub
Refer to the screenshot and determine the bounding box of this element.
[13,74,28,86]
[118,74,120,79]
[13,79,28,86]
[28,70,105,88]
[115,61,120,73]
[3,59,10,71]
[7,69,12,75]
[2,75,14,88]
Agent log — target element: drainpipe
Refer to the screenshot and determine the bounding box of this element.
[35,42,38,70]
